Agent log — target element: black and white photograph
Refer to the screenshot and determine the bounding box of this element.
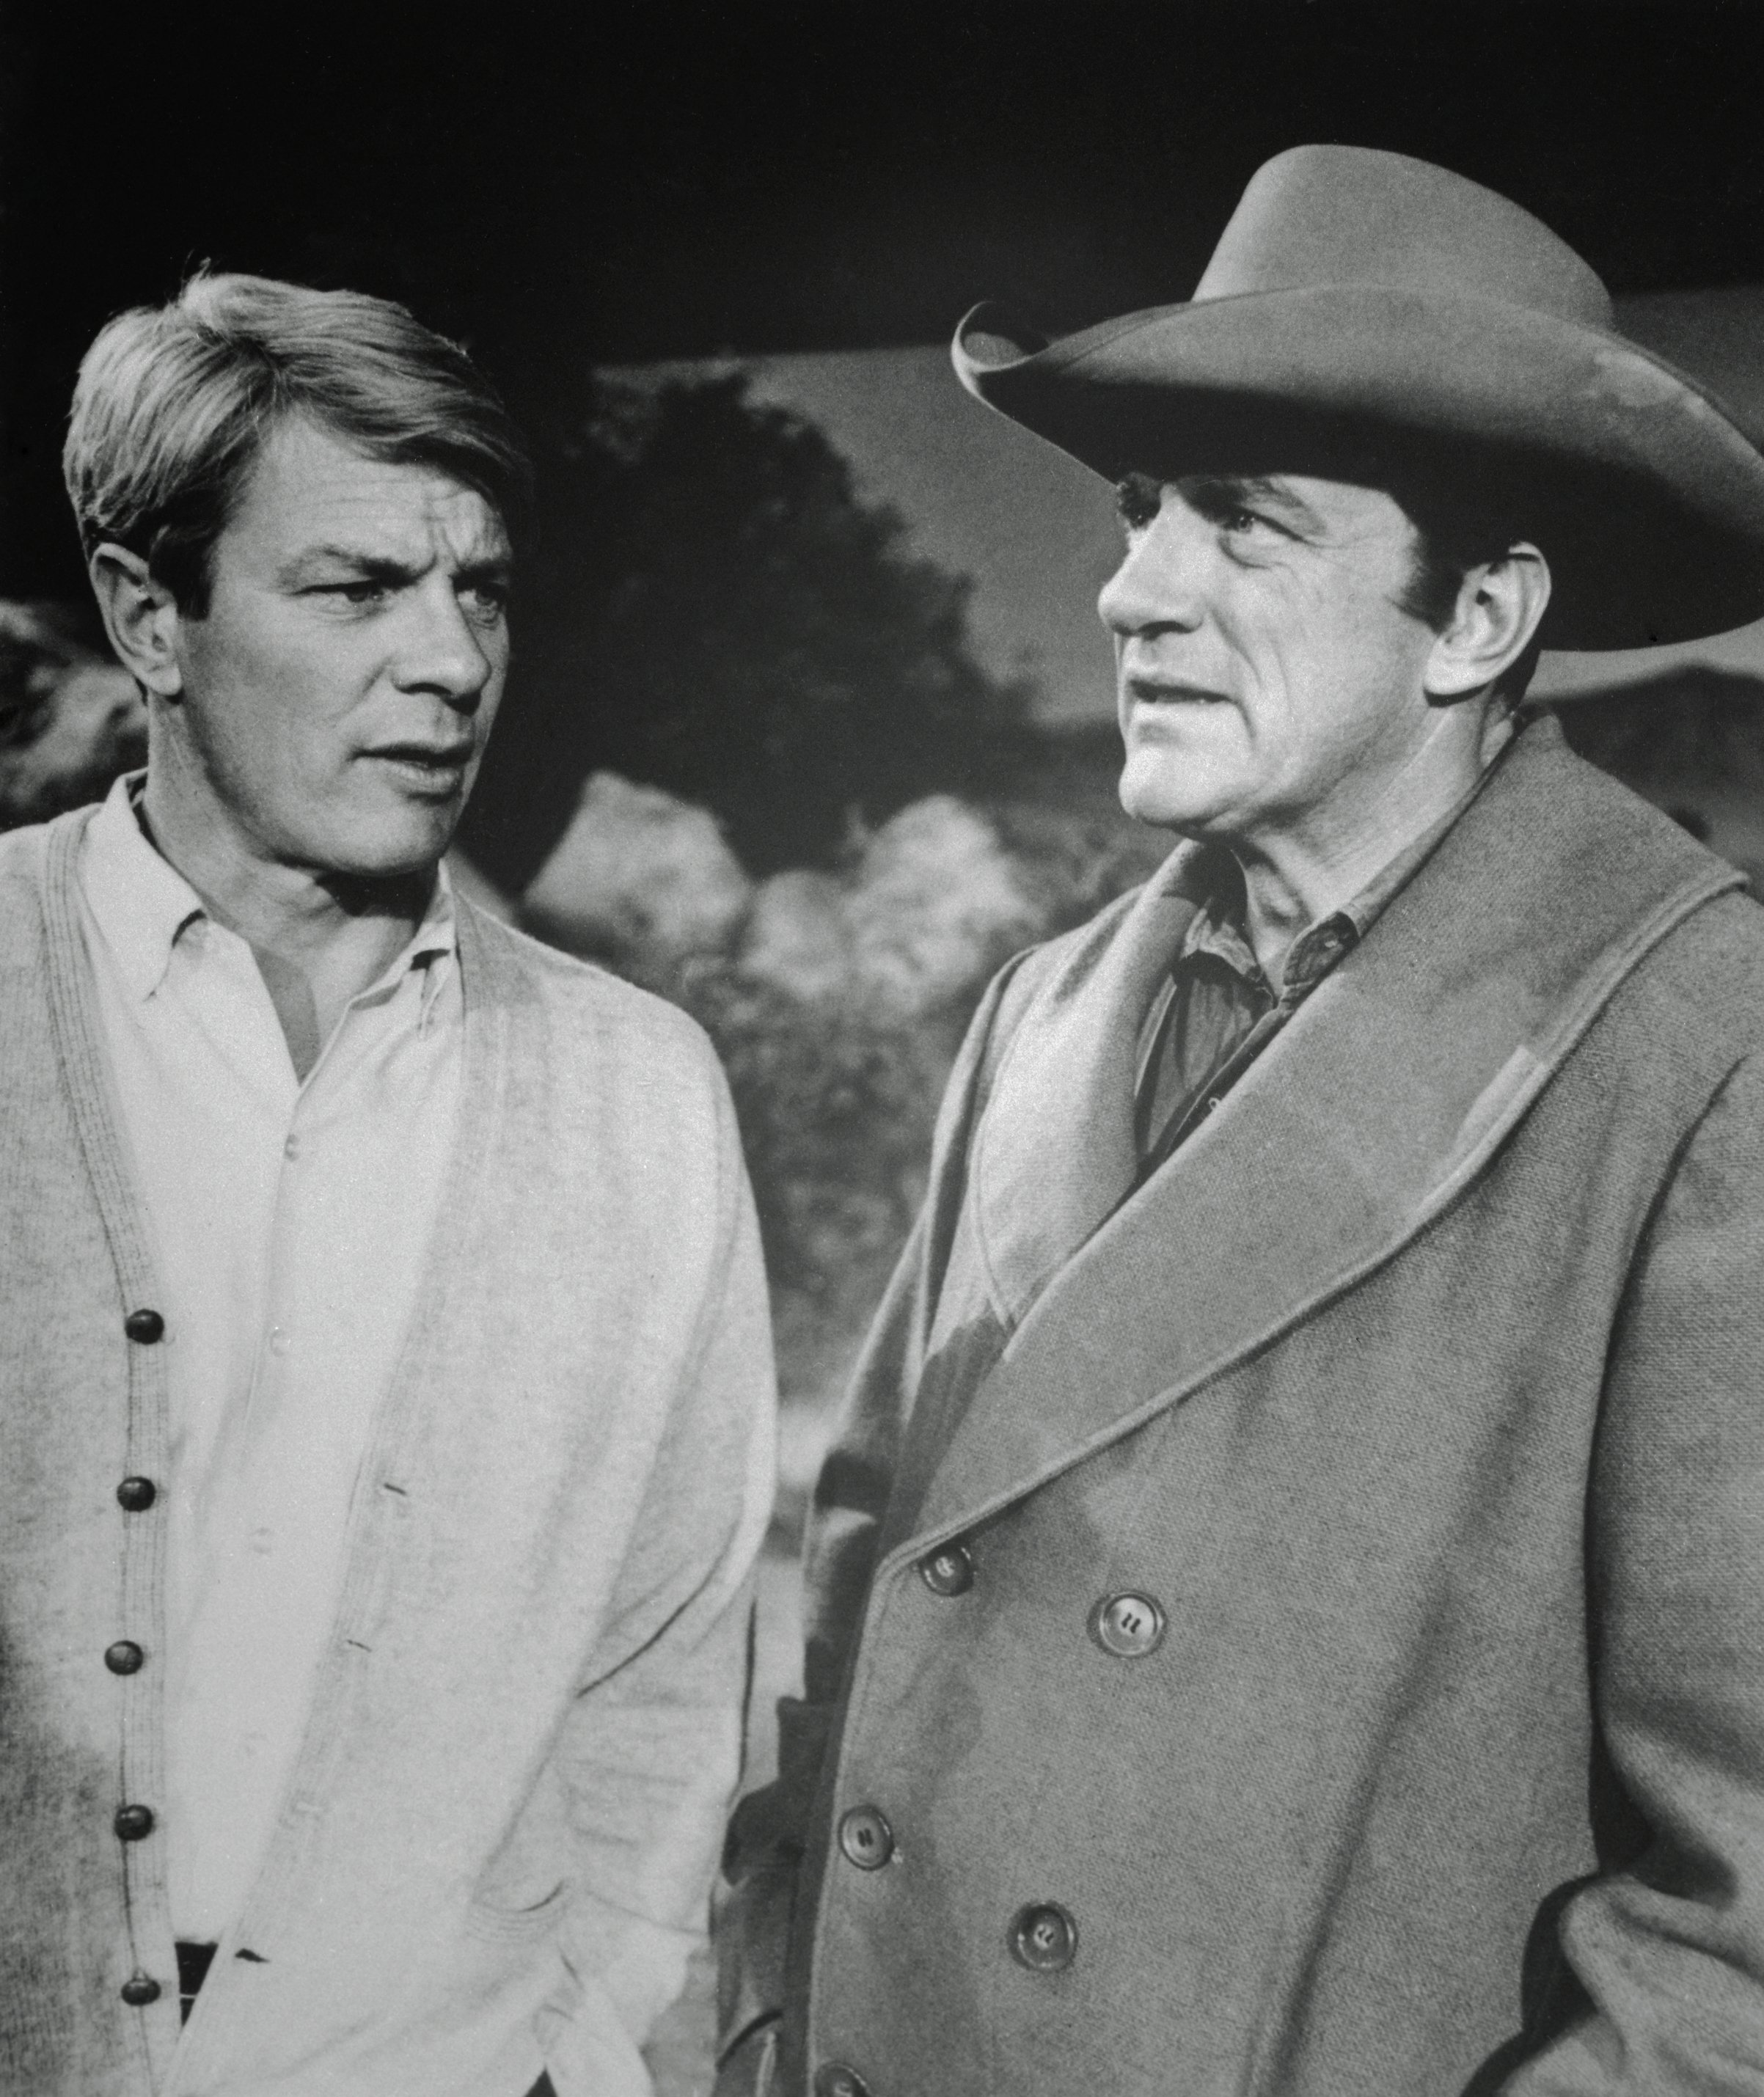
[6,3,1764,2093]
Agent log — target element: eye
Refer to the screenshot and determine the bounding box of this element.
[306,579,389,607]
[1114,475,1162,533]
[458,579,510,623]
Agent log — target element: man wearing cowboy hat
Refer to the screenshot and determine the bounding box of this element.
[716,147,1764,2096]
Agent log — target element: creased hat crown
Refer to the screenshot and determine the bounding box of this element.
[1196,147,1612,326]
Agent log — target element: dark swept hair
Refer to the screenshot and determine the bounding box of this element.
[62,271,533,614]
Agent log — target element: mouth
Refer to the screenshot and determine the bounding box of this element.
[362,742,476,793]
[1125,676,1233,709]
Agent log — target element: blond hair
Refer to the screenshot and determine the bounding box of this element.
[64,271,531,612]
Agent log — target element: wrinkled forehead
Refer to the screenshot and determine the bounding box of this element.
[224,413,512,568]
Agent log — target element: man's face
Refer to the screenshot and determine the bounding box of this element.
[167,415,512,879]
[1099,471,1446,843]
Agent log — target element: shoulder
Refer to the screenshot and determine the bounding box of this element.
[0,813,55,895]
[1459,719,1764,1069]
[0,810,86,965]
[459,897,729,1099]
[1618,882,1764,1066]
[458,904,753,1261]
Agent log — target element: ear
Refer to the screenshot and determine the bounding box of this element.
[87,545,186,700]
[1423,544,1551,700]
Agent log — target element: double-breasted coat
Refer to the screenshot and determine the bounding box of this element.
[719,716,1764,2096]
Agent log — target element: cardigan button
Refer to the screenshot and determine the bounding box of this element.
[116,1476,157,1512]
[113,1803,155,1842]
[120,1972,161,2008]
[124,1309,165,1344]
[105,1641,145,1676]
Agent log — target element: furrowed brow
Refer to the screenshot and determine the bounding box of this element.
[454,554,513,588]
[1192,474,1325,534]
[279,546,426,588]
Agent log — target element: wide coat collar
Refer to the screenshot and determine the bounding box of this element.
[910,716,1741,1545]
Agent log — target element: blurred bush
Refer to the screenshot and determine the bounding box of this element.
[461,371,1033,888]
[0,601,143,829]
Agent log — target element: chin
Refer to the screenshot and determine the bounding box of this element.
[318,808,460,883]
[1118,755,1224,834]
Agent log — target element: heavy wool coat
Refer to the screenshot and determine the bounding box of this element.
[1,808,777,2097]
[719,716,1764,2097]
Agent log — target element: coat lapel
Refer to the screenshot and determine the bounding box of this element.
[968,854,1202,1320]
[914,718,1740,1544]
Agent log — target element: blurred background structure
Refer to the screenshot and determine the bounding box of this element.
[10,2,1764,1820]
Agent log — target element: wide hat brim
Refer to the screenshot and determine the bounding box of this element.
[954,285,1764,651]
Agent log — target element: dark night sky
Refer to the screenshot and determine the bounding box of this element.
[7,0,1764,600]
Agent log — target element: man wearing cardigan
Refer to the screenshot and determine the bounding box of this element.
[717,151,1764,2095]
[1,272,776,2097]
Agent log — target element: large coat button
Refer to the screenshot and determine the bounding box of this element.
[1010,1901,1078,1972]
[838,1805,894,1870]
[104,1641,145,1675]
[1089,1591,1166,1658]
[117,1476,157,1512]
[813,2067,871,2097]
[120,1972,161,2007]
[124,1309,165,1344]
[918,1542,974,1596]
[113,1803,155,1841]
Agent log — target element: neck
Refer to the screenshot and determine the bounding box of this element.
[1228,700,1512,984]
[139,738,434,1078]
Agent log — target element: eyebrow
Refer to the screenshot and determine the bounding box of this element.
[454,555,514,588]
[278,544,513,588]
[1190,474,1328,535]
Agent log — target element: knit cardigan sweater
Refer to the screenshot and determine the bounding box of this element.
[0,807,777,2097]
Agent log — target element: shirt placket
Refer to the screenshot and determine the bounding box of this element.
[175,985,384,1948]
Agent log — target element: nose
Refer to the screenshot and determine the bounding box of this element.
[1097,500,1208,641]
[393,577,499,713]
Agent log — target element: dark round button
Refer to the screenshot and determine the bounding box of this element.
[813,2065,871,2097]
[124,1309,165,1344]
[837,1804,894,1870]
[120,1972,161,2008]
[1010,1901,1078,1972]
[1089,1591,1166,1658]
[104,1641,145,1676]
[113,1803,155,1842]
[918,1542,974,1597]
[116,1476,157,1512]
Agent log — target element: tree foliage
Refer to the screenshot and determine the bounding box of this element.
[461,372,1031,886]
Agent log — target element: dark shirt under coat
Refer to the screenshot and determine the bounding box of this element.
[1135,753,1504,1174]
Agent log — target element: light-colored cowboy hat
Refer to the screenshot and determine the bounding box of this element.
[953,145,1764,650]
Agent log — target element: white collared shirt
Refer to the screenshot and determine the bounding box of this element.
[76,772,464,1942]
